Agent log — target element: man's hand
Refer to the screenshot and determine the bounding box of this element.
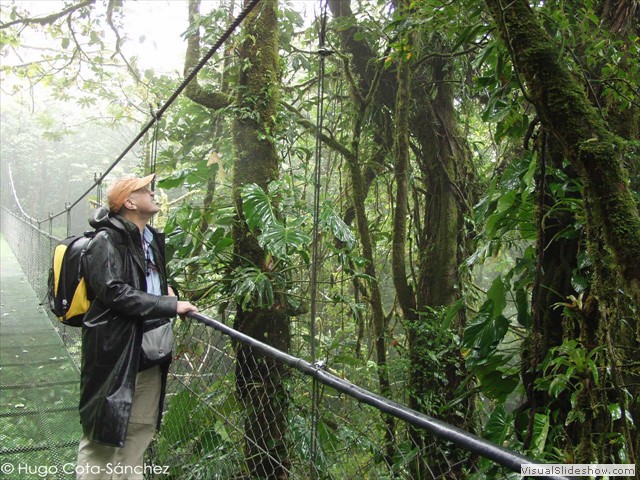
[176,301,198,316]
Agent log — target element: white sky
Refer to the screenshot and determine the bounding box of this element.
[1,0,319,74]
[0,0,321,110]
[121,1,190,74]
[1,0,199,74]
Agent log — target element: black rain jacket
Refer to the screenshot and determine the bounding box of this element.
[79,207,177,447]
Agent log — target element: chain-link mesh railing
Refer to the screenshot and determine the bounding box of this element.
[2,207,572,480]
[155,313,552,480]
[1,208,83,364]
[1,209,83,480]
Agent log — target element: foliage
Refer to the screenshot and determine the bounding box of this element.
[2,0,639,473]
[535,340,601,425]
[462,148,539,404]
[154,387,244,479]
[232,181,357,312]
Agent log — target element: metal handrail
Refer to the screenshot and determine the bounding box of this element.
[187,312,575,480]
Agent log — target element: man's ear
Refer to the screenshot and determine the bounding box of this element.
[123,197,137,210]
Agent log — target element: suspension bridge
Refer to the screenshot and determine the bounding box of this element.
[0,0,576,477]
[0,205,571,480]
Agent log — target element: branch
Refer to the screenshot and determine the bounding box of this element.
[281,101,355,161]
[182,0,232,111]
[1,0,95,29]
[485,0,640,292]
[105,0,147,88]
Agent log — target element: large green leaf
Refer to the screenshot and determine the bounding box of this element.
[464,308,509,357]
[320,202,355,249]
[486,276,508,316]
[158,160,211,189]
[231,266,277,309]
[260,222,311,259]
[482,405,513,444]
[464,278,509,357]
[515,287,532,328]
[476,367,519,401]
[241,183,276,231]
[530,412,550,457]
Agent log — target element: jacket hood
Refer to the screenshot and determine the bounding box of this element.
[89,207,131,233]
[90,206,118,229]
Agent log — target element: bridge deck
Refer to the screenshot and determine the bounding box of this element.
[0,234,81,479]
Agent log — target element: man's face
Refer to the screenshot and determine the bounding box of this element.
[128,187,160,216]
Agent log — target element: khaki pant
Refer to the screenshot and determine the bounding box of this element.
[76,366,161,480]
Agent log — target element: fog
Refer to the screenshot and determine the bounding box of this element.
[0,93,143,235]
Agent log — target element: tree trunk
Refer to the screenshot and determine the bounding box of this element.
[409,36,472,478]
[522,132,580,452]
[328,4,475,474]
[231,1,290,478]
[390,16,421,474]
[345,102,397,465]
[183,0,291,477]
[485,0,640,463]
[484,0,640,300]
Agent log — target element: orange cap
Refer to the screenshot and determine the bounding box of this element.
[106,173,156,212]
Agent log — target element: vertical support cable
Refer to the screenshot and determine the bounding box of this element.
[150,112,161,191]
[94,172,103,207]
[149,115,161,227]
[65,204,71,238]
[309,2,330,478]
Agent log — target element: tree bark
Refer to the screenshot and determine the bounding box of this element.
[184,0,291,477]
[231,1,290,477]
[328,4,475,473]
[484,0,640,300]
[408,35,473,478]
[522,132,580,452]
[345,102,397,465]
[485,0,640,463]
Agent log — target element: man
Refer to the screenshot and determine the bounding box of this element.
[76,173,198,479]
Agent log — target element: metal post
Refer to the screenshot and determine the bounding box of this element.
[66,203,71,238]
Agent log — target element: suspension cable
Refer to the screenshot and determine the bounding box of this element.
[150,112,161,188]
[25,0,262,224]
[309,1,330,477]
[309,0,329,367]
[7,164,38,224]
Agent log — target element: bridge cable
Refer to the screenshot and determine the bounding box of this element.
[309,1,331,478]
[150,109,160,189]
[28,0,262,224]
[6,164,38,225]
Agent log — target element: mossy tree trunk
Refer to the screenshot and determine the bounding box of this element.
[391,2,416,467]
[484,0,640,298]
[184,0,290,477]
[231,1,290,478]
[328,3,476,473]
[522,132,581,452]
[485,0,640,464]
[408,35,474,478]
[328,0,399,463]
[341,74,398,466]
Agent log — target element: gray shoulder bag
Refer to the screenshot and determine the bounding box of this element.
[140,318,174,369]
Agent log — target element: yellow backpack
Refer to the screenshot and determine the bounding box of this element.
[47,232,96,327]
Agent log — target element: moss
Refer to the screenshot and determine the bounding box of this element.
[485,0,640,296]
[228,3,289,474]
[233,0,280,190]
[486,0,640,463]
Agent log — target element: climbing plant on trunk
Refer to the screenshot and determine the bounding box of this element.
[484,0,640,464]
[484,0,640,295]
[183,0,291,477]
